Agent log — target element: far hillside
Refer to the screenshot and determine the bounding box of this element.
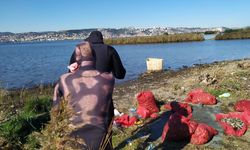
[215,27,250,40]
[104,33,204,45]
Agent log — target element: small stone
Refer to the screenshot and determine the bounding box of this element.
[242,77,247,81]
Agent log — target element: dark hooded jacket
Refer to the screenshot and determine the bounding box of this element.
[69,31,126,79]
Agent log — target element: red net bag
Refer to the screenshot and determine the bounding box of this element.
[114,114,137,127]
[162,113,198,142]
[136,106,150,119]
[234,99,250,112]
[185,89,217,105]
[190,123,218,145]
[136,91,159,118]
[242,111,250,126]
[215,112,248,136]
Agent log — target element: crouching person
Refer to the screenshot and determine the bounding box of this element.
[53,42,114,149]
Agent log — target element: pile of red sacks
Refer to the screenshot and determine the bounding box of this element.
[115,89,250,145]
[159,89,219,144]
[162,102,218,145]
[215,99,250,136]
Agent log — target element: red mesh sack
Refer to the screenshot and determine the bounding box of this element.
[234,99,250,112]
[136,106,150,119]
[190,123,218,145]
[114,114,137,127]
[162,113,198,142]
[150,113,159,119]
[136,91,159,118]
[185,89,204,103]
[185,89,217,105]
[242,111,250,126]
[215,112,248,136]
[187,88,204,94]
[164,101,192,117]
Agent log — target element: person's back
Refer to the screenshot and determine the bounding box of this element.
[54,42,114,149]
[58,69,114,128]
[69,31,126,79]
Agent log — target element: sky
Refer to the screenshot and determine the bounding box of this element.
[0,0,249,33]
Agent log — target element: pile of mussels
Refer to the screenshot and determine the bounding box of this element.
[221,118,244,130]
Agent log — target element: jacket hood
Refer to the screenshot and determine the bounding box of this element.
[85,31,104,44]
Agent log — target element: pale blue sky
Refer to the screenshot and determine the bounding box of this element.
[0,0,249,33]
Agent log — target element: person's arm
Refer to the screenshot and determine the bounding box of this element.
[108,46,126,79]
[68,51,76,72]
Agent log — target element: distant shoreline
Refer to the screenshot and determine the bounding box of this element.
[0,27,225,43]
[215,28,250,40]
[0,33,204,45]
[104,33,204,45]
[2,32,249,45]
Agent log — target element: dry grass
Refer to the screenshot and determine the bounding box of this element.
[27,97,114,150]
[25,98,87,150]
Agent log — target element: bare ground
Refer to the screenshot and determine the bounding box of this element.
[112,59,250,150]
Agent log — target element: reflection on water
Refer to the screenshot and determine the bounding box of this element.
[204,34,216,40]
[0,39,250,89]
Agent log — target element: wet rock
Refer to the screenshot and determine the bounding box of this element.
[199,73,217,85]
[237,62,250,69]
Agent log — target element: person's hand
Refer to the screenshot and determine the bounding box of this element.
[68,62,79,73]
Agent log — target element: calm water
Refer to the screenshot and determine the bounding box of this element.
[0,39,250,89]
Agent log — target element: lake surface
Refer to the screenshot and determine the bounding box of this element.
[0,39,250,89]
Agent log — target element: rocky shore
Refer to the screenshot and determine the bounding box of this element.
[1,58,250,149]
[113,58,250,113]
[111,58,250,149]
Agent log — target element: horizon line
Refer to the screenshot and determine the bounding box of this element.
[1,25,249,34]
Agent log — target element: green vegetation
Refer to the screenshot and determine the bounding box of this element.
[0,85,54,149]
[205,88,227,97]
[24,98,75,150]
[0,98,51,148]
[215,27,250,40]
[104,33,204,45]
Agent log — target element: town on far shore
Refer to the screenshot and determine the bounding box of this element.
[0,27,226,43]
